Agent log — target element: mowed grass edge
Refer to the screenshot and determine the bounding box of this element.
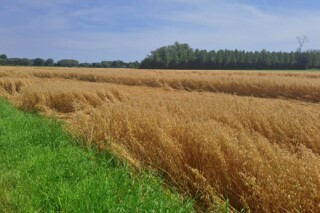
[0,99,193,212]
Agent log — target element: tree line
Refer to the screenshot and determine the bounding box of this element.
[0,54,140,68]
[1,42,320,70]
[140,42,320,70]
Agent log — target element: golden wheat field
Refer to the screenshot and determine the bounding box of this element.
[1,66,320,212]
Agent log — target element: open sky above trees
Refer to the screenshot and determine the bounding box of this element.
[0,0,319,62]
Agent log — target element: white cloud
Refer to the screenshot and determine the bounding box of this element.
[150,0,320,51]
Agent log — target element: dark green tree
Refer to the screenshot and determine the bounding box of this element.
[33,58,45,66]
[0,54,7,60]
[45,58,54,66]
[0,59,7,65]
[56,59,79,67]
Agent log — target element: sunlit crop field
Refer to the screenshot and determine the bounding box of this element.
[1,66,320,212]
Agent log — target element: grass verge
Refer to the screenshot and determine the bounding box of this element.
[0,100,193,212]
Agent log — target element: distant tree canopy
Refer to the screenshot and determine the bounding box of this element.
[7,58,32,66]
[0,54,140,68]
[45,58,54,66]
[0,54,7,59]
[0,56,54,67]
[1,42,319,70]
[79,60,139,69]
[140,42,320,70]
[33,58,46,66]
[56,59,79,67]
[141,42,194,69]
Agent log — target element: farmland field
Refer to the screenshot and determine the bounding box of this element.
[1,66,320,212]
[0,99,193,212]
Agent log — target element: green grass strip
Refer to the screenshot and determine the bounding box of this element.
[0,100,193,212]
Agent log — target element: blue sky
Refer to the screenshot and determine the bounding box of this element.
[0,0,319,62]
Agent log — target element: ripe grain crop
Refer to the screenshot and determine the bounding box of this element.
[1,66,320,212]
[1,66,320,102]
